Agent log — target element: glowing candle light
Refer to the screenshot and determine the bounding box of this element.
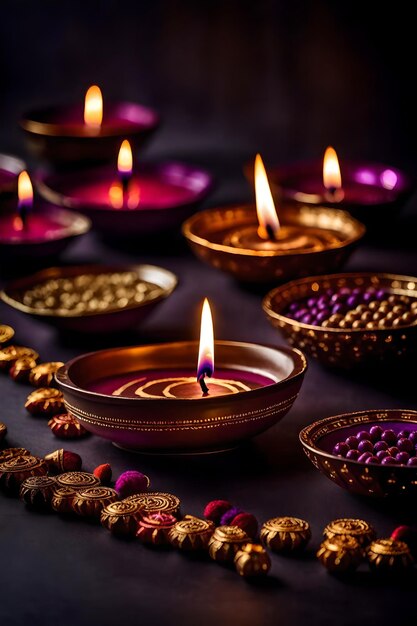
[84,85,103,128]
[323,146,343,200]
[15,170,33,231]
[197,298,214,395]
[254,153,280,240]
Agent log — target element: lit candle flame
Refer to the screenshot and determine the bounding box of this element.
[254,153,280,240]
[84,85,103,127]
[323,146,342,192]
[117,139,133,178]
[197,298,214,395]
[16,170,33,231]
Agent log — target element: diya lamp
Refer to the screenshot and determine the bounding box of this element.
[20,85,160,166]
[56,297,306,453]
[0,170,90,264]
[183,153,365,283]
[261,146,413,228]
[36,138,213,237]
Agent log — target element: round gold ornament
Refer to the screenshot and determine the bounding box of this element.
[125,492,180,517]
[317,536,363,574]
[367,538,414,574]
[136,512,178,546]
[29,362,65,388]
[9,357,37,383]
[56,471,100,490]
[323,518,376,547]
[0,325,14,345]
[0,447,30,463]
[234,543,271,577]
[100,500,143,537]
[20,475,56,508]
[73,486,118,519]
[169,516,214,551]
[0,455,48,493]
[260,516,311,553]
[51,486,77,513]
[208,525,249,563]
[25,387,65,416]
[0,345,38,371]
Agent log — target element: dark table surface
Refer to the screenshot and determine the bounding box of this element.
[1,159,417,626]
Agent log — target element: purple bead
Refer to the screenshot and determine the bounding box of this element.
[345,436,358,449]
[352,287,362,296]
[356,430,371,441]
[365,456,380,465]
[316,310,330,323]
[310,307,318,317]
[293,308,309,320]
[381,456,396,465]
[397,438,413,453]
[369,425,383,442]
[330,293,344,305]
[407,457,417,466]
[376,450,389,460]
[301,314,313,325]
[289,302,300,312]
[307,298,318,308]
[398,429,410,439]
[358,440,373,453]
[375,289,386,301]
[362,292,373,303]
[388,446,400,457]
[373,440,388,453]
[333,442,349,457]
[346,449,360,461]
[396,452,410,464]
[339,287,351,296]
[358,452,372,463]
[409,431,417,445]
[346,295,359,308]
[332,303,347,315]
[381,429,397,445]
[326,289,334,297]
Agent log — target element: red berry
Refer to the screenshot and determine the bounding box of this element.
[203,500,233,524]
[231,512,258,539]
[93,463,112,485]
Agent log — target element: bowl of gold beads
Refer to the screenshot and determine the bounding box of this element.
[300,409,417,497]
[263,272,417,368]
[1,263,178,333]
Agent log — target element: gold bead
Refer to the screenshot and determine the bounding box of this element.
[367,538,414,574]
[260,516,311,553]
[234,543,271,578]
[323,518,376,547]
[169,516,214,551]
[208,525,249,562]
[317,536,363,573]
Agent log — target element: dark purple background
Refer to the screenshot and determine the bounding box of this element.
[1,2,417,625]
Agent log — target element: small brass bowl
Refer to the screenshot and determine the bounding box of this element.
[55,340,307,453]
[1,263,177,334]
[182,204,365,283]
[299,409,417,497]
[263,272,417,368]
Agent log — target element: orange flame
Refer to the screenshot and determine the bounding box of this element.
[254,153,280,240]
[18,171,33,206]
[84,85,103,127]
[117,139,133,177]
[323,146,342,191]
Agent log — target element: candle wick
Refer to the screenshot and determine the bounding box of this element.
[198,373,210,396]
[266,223,276,241]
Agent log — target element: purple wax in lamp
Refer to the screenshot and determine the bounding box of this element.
[87,298,275,400]
[0,171,66,243]
[225,154,342,253]
[267,145,412,209]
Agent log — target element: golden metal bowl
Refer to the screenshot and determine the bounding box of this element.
[300,409,417,497]
[263,272,417,368]
[182,204,365,283]
[55,340,307,453]
[1,263,177,334]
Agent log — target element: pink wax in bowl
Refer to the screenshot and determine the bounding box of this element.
[36,162,213,237]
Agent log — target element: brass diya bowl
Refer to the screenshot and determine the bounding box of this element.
[263,272,417,368]
[55,340,307,453]
[1,263,177,334]
[300,409,417,497]
[20,102,159,167]
[182,204,365,283]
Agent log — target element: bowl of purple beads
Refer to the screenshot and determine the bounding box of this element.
[300,409,417,497]
[263,272,417,368]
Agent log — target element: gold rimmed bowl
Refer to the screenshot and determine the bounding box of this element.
[1,263,177,334]
[263,272,417,368]
[182,204,365,283]
[300,409,417,497]
[55,341,307,454]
